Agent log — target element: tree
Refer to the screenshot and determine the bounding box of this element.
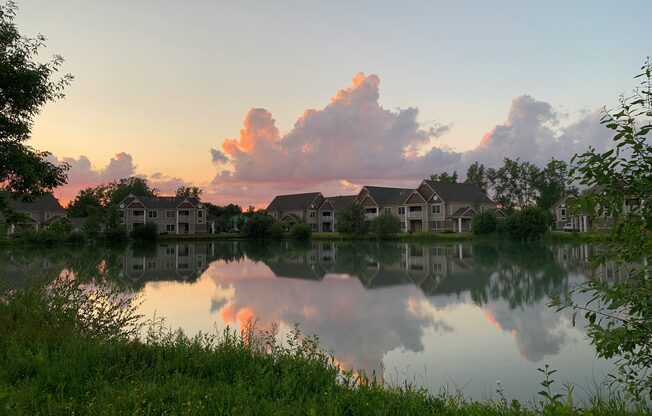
[535,159,577,210]
[488,158,540,212]
[472,210,498,235]
[242,214,275,239]
[336,203,368,236]
[0,2,71,214]
[369,213,401,239]
[104,177,157,206]
[130,223,158,242]
[429,171,458,183]
[67,186,106,217]
[553,59,652,399]
[289,222,312,240]
[465,162,489,193]
[501,206,550,241]
[175,186,202,199]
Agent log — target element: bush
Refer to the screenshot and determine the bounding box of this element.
[472,211,498,235]
[337,204,368,237]
[502,206,551,241]
[369,213,401,239]
[130,223,158,242]
[104,227,128,242]
[269,221,285,239]
[242,214,276,239]
[67,231,86,244]
[290,222,312,240]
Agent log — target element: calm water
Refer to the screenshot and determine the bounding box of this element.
[0,240,622,402]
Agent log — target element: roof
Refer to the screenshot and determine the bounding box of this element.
[451,206,477,218]
[551,195,573,210]
[266,192,322,212]
[422,180,494,204]
[5,194,65,213]
[362,186,413,206]
[123,195,202,209]
[323,195,356,211]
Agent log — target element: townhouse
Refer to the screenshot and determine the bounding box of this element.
[265,180,499,233]
[2,193,71,234]
[118,194,208,234]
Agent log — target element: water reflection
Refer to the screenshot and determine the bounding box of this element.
[0,241,619,401]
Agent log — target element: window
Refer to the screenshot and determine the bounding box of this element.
[309,211,316,218]
[166,210,176,218]
[310,223,318,230]
[385,208,392,214]
[433,262,443,273]
[165,246,175,255]
[46,213,50,219]
[148,210,158,218]
[400,222,406,230]
[430,220,444,230]
[480,205,485,213]
[198,210,203,218]
[560,208,566,220]
[398,207,405,215]
[431,204,442,214]
[166,224,176,232]
[322,211,332,217]
[147,261,157,269]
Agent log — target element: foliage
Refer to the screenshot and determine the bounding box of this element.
[0,277,649,415]
[369,213,401,239]
[175,186,202,199]
[535,159,578,210]
[336,203,368,237]
[429,171,458,183]
[129,223,157,242]
[204,202,243,232]
[487,158,540,212]
[82,206,102,238]
[242,213,276,239]
[553,59,652,400]
[269,221,285,239]
[289,222,312,240]
[501,206,551,241]
[0,2,71,216]
[472,210,498,235]
[105,177,158,207]
[66,186,105,217]
[465,162,489,193]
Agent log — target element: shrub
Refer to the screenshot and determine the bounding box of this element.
[104,227,128,242]
[269,221,285,239]
[337,204,368,237]
[242,214,276,239]
[290,222,312,240]
[472,210,498,235]
[502,206,551,241]
[67,231,86,244]
[130,223,158,242]
[369,213,401,239]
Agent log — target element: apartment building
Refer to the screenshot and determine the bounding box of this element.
[118,195,208,234]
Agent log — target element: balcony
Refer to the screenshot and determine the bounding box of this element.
[407,211,423,219]
[178,214,190,222]
[365,213,378,220]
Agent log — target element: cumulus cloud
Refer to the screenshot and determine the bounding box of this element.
[210,73,615,208]
[49,152,196,205]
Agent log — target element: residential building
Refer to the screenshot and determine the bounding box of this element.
[416,180,500,233]
[550,195,574,230]
[265,192,325,231]
[118,195,208,235]
[318,195,356,232]
[2,194,68,234]
[355,186,414,230]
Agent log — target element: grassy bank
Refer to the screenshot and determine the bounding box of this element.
[0,278,646,415]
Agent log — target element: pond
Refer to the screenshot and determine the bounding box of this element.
[0,240,623,403]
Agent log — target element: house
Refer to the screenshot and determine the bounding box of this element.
[265,192,325,231]
[416,180,500,233]
[550,195,574,230]
[355,186,414,231]
[118,194,208,235]
[318,195,356,232]
[3,194,67,234]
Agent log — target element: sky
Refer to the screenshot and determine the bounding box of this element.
[14,0,652,207]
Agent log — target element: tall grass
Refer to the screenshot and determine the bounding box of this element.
[0,275,647,415]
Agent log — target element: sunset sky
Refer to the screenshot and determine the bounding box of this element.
[15,0,651,207]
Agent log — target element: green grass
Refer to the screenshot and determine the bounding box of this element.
[0,277,647,415]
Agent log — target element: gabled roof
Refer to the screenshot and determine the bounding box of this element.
[323,195,356,211]
[121,195,202,209]
[422,180,494,204]
[5,194,65,213]
[451,206,477,218]
[551,195,573,210]
[361,186,413,206]
[266,192,322,212]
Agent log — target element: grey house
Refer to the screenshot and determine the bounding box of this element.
[3,194,67,234]
[118,195,208,235]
